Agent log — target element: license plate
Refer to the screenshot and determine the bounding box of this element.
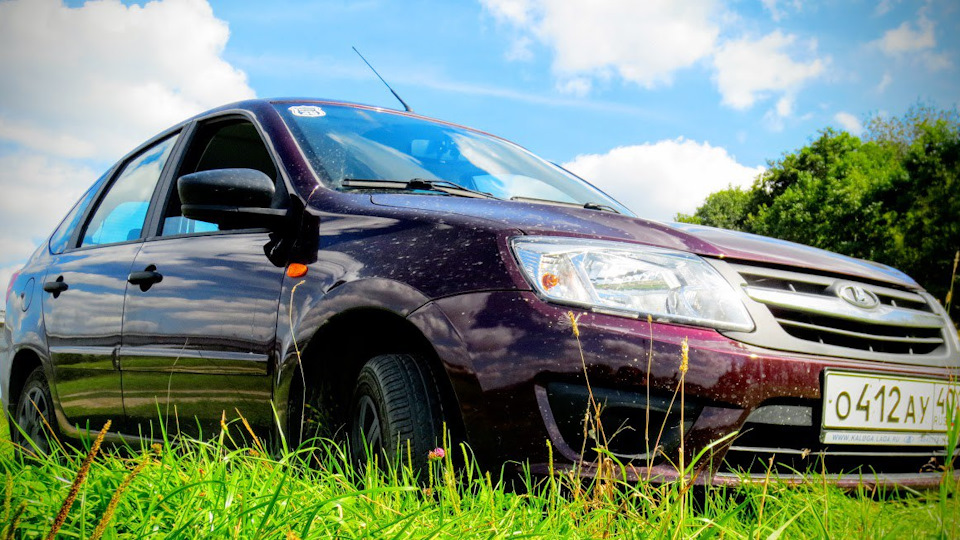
[822,370,960,446]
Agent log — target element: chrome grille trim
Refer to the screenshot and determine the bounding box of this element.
[743,286,943,329]
[734,264,929,306]
[709,260,960,366]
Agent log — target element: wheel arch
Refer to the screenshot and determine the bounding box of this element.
[7,347,45,417]
[279,305,467,445]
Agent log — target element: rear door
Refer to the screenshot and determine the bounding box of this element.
[119,116,288,438]
[41,133,180,432]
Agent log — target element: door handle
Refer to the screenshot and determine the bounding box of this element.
[128,265,163,291]
[42,276,68,298]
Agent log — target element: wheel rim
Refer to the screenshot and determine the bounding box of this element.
[355,394,383,453]
[16,385,51,453]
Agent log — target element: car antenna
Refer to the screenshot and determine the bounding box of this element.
[352,46,413,113]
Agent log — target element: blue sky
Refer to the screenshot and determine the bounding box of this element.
[1,0,958,290]
[214,0,959,165]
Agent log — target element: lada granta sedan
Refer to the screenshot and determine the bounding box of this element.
[2,99,959,487]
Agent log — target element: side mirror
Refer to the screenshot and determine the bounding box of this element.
[178,168,286,230]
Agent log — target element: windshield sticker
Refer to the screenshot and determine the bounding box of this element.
[289,105,326,117]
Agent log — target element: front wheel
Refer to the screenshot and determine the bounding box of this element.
[13,367,59,455]
[349,354,443,473]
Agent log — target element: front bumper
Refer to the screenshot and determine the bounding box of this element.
[525,462,960,490]
[414,290,959,488]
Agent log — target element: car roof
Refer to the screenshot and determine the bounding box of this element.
[191,98,505,141]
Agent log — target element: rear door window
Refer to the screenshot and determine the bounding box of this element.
[49,173,106,254]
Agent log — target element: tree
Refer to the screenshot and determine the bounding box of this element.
[863,103,960,155]
[684,108,960,318]
[867,120,960,305]
[745,129,902,262]
[674,186,750,230]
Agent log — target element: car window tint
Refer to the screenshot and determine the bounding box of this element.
[81,134,179,247]
[49,173,108,254]
[161,120,279,236]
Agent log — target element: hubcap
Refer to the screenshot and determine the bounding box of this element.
[16,385,50,453]
[356,395,383,453]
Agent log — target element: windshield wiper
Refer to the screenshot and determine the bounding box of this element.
[341,178,498,199]
[510,196,621,214]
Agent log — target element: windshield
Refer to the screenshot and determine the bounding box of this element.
[275,103,633,214]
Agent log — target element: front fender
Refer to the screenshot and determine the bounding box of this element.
[405,300,484,448]
[273,277,433,427]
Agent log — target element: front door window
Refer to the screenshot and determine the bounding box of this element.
[82,135,179,246]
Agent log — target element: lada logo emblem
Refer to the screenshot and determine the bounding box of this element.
[837,284,880,309]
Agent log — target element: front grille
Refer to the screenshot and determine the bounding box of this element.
[729,263,950,360]
[768,307,944,355]
[722,402,954,476]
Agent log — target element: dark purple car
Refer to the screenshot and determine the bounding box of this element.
[3,99,959,487]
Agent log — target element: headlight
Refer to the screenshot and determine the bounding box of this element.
[511,236,754,332]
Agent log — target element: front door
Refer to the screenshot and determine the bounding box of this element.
[120,234,285,438]
[119,117,287,439]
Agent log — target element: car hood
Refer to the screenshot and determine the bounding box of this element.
[369,194,920,290]
[665,221,918,288]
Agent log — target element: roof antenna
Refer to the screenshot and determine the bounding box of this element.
[352,46,413,113]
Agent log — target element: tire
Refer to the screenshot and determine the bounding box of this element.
[12,367,59,455]
[349,354,443,473]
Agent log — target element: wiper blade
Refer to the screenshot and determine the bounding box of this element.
[582,202,621,213]
[510,196,621,214]
[341,178,498,199]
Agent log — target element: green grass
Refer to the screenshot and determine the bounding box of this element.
[1,413,957,539]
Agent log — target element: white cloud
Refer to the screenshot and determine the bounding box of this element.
[761,0,802,22]
[0,0,255,162]
[562,138,764,221]
[481,0,825,115]
[712,31,826,110]
[0,0,253,280]
[482,0,534,25]
[0,153,96,273]
[921,52,952,71]
[875,13,936,55]
[505,35,534,61]
[762,95,796,132]
[875,0,900,17]
[833,112,864,135]
[481,0,721,88]
[556,77,592,97]
[0,118,98,159]
[871,11,951,71]
[775,95,794,117]
[876,72,893,93]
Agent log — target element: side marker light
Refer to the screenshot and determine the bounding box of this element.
[287,264,308,278]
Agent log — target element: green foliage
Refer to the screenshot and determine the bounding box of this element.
[863,102,960,155]
[746,129,902,262]
[1,416,957,539]
[675,186,751,231]
[686,107,960,317]
[870,120,960,306]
